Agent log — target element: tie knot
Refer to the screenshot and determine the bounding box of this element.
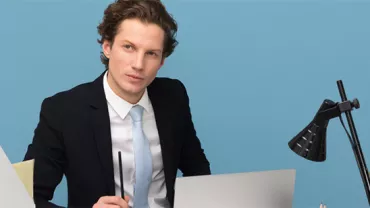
[130,105,144,122]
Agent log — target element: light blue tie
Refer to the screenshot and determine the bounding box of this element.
[130,105,152,208]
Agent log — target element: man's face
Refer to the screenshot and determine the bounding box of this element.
[103,18,165,102]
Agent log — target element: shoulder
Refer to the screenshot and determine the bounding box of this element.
[151,77,184,87]
[150,77,187,95]
[34,80,95,130]
[45,82,92,103]
[148,77,192,109]
[40,80,95,114]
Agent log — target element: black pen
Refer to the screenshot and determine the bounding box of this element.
[118,151,125,199]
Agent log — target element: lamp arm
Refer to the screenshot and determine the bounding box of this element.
[337,80,370,206]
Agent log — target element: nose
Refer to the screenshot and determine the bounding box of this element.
[132,52,145,71]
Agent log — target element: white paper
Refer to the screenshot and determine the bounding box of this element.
[0,146,35,208]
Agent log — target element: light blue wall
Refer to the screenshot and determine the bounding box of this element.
[1,1,369,207]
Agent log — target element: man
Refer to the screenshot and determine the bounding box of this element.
[24,1,211,208]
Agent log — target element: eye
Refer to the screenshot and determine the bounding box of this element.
[123,44,133,50]
[147,51,158,56]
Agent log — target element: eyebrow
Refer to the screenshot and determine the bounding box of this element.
[123,40,163,53]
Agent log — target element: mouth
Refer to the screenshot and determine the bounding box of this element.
[126,74,144,80]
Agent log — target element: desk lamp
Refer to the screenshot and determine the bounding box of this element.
[288,80,370,205]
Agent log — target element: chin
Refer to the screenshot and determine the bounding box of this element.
[122,85,145,95]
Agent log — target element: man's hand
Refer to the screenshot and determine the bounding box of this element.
[320,203,327,208]
[93,196,130,208]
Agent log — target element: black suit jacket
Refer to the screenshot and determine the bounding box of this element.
[24,71,211,208]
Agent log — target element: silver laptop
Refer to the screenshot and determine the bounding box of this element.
[174,169,296,208]
[0,146,35,208]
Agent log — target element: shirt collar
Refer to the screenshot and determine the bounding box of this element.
[103,71,151,120]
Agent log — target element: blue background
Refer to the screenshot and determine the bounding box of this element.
[1,0,369,207]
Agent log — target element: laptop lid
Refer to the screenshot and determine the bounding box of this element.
[0,146,35,208]
[174,169,296,208]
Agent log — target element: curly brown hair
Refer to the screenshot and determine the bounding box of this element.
[97,0,178,69]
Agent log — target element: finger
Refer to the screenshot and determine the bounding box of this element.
[124,195,130,202]
[97,196,127,207]
[320,203,323,208]
[93,204,120,208]
[97,196,121,204]
[106,205,120,208]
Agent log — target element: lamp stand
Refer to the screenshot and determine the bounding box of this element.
[337,80,370,205]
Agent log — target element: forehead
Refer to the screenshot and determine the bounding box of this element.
[114,18,165,50]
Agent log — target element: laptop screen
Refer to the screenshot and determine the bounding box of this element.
[174,169,296,208]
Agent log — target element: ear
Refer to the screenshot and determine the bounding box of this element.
[102,40,112,59]
[159,57,165,68]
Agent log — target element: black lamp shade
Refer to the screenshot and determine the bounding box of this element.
[288,120,327,162]
[288,100,337,162]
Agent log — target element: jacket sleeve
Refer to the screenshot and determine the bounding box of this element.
[24,97,66,208]
[176,80,211,176]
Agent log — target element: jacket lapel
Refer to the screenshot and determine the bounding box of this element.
[88,71,115,196]
[148,80,176,200]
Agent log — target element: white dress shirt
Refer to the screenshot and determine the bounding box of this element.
[103,71,169,208]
